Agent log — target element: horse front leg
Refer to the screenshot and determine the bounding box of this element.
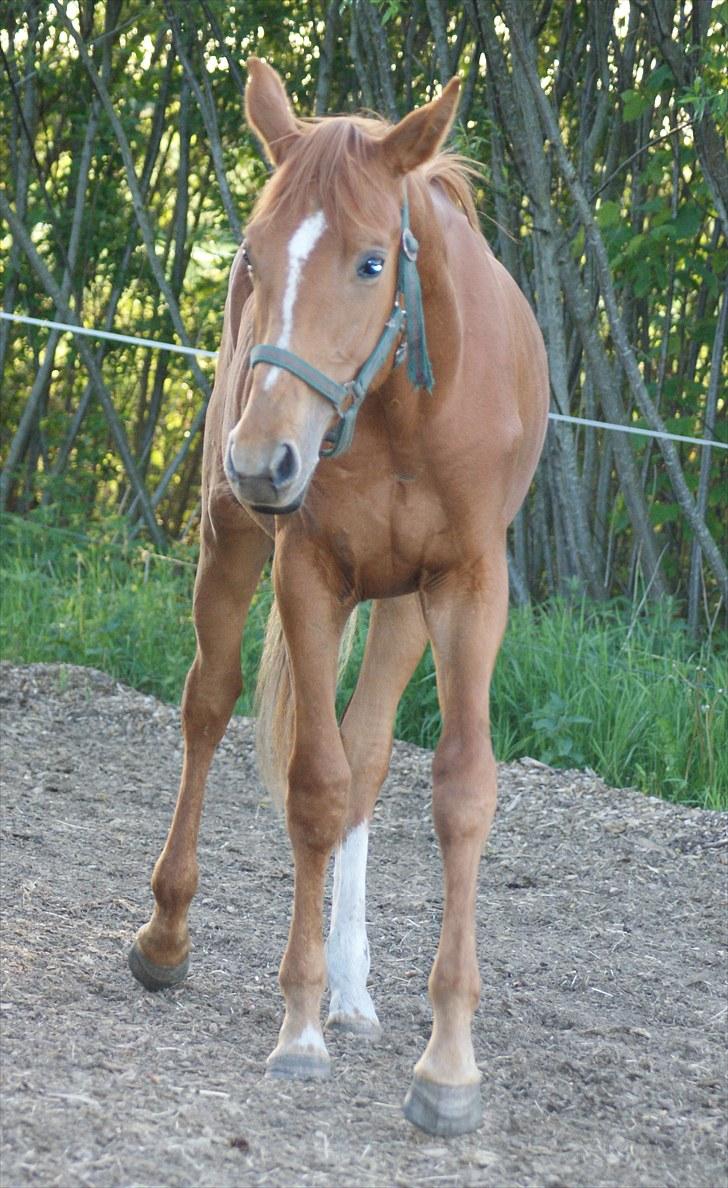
[403,554,509,1137]
[129,513,271,990]
[326,594,428,1037]
[265,553,352,1079]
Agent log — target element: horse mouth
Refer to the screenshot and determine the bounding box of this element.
[249,496,303,516]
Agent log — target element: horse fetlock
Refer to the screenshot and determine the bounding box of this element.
[266,1022,331,1080]
[134,915,190,973]
[267,1002,331,1078]
[416,1014,480,1087]
[326,986,381,1037]
[428,968,480,1015]
[128,937,190,992]
[279,958,327,1005]
[151,854,198,913]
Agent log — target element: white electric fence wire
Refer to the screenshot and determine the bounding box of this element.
[0,311,218,358]
[547,412,726,450]
[2,311,726,451]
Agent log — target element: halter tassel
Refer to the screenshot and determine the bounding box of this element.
[399,196,435,394]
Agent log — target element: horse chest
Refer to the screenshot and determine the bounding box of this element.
[302,473,471,602]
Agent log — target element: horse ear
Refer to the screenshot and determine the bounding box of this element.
[380,78,461,176]
[245,57,300,166]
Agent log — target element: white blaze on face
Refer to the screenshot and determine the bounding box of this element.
[326,822,380,1027]
[264,209,327,391]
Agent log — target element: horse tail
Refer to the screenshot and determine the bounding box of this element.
[254,597,359,813]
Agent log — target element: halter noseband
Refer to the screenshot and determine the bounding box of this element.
[248,195,434,459]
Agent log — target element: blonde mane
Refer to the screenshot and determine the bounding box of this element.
[251,113,480,236]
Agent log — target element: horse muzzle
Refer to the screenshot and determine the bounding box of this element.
[225,438,305,513]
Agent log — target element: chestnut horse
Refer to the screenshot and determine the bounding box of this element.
[129,59,548,1137]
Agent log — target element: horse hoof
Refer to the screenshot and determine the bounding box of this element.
[128,941,189,992]
[325,1011,382,1040]
[265,1050,331,1080]
[403,1075,482,1137]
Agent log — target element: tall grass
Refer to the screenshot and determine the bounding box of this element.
[1,514,725,809]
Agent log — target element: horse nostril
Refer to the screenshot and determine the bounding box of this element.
[271,442,298,490]
[226,442,242,483]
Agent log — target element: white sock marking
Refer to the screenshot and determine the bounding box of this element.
[264,210,327,391]
[326,823,379,1024]
[294,1023,327,1054]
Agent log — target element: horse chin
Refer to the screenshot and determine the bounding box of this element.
[248,495,304,516]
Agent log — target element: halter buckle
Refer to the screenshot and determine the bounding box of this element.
[401,227,419,262]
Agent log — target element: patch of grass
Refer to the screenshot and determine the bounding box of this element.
[386,597,727,810]
[1,513,725,809]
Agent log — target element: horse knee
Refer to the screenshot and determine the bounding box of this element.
[181,654,242,747]
[287,752,350,854]
[432,736,496,847]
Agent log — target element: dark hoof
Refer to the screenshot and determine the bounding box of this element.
[265,1051,330,1081]
[128,941,189,992]
[326,1012,382,1040]
[403,1075,482,1137]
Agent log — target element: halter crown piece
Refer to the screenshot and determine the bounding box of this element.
[248,194,434,458]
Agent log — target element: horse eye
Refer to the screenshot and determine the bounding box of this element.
[357,255,385,279]
[242,244,254,272]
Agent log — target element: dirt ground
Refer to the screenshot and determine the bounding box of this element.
[1,661,726,1188]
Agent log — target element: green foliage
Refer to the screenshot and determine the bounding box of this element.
[0,514,198,703]
[621,64,674,122]
[1,0,726,617]
[679,10,728,122]
[384,594,727,810]
[2,515,725,810]
[525,694,591,768]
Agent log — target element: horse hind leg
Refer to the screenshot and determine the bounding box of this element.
[326,594,428,1038]
[129,514,271,991]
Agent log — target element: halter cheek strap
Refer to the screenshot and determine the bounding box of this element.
[248,195,433,459]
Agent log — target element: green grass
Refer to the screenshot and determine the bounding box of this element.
[1,513,726,809]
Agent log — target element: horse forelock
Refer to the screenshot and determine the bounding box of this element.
[251,117,394,240]
[250,114,479,241]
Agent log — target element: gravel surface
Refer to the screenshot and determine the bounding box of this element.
[1,661,726,1187]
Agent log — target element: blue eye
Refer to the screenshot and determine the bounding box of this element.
[357,255,385,278]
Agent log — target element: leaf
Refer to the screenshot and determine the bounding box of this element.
[673,204,702,238]
[621,89,650,121]
[646,64,674,96]
[649,503,682,526]
[597,200,621,229]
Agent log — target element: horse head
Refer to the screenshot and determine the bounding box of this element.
[224,58,460,514]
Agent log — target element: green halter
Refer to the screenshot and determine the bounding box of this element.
[249,195,434,458]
